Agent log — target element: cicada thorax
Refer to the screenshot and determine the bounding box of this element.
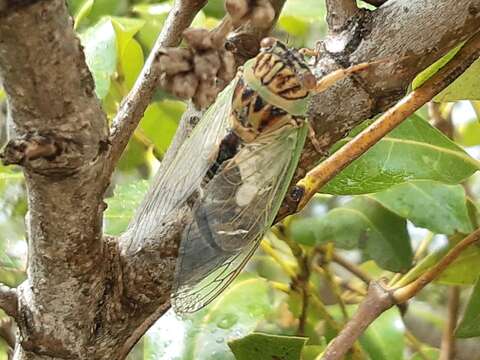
[229,38,315,143]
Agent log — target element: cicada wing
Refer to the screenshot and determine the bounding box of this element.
[125,80,237,248]
[173,124,308,314]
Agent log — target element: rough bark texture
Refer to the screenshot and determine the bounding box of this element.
[0,0,478,359]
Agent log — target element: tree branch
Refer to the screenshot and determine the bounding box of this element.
[106,0,207,181]
[0,1,111,357]
[325,0,359,32]
[439,287,460,360]
[286,26,480,213]
[0,283,17,318]
[321,227,480,360]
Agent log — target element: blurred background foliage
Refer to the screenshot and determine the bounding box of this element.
[0,0,480,359]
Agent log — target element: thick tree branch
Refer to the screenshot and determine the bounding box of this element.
[0,283,17,318]
[325,0,359,32]
[106,0,207,182]
[0,0,110,358]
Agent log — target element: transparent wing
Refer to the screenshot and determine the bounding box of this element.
[173,124,307,313]
[125,80,237,248]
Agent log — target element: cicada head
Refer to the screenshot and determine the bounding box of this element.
[231,38,314,141]
[253,37,316,100]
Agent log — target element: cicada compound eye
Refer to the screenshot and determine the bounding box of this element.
[260,37,276,49]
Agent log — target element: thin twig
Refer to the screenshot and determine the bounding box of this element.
[393,228,480,303]
[322,280,393,360]
[0,283,17,318]
[321,228,480,359]
[439,287,460,360]
[296,31,480,210]
[326,249,372,285]
[325,0,359,32]
[405,330,430,360]
[106,0,207,178]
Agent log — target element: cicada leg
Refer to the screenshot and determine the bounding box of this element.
[299,48,318,58]
[307,120,329,157]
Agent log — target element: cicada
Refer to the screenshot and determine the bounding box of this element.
[128,37,372,314]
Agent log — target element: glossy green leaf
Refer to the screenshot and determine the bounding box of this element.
[323,115,480,195]
[371,180,473,235]
[360,308,405,360]
[229,333,307,360]
[104,180,149,235]
[291,197,412,272]
[456,276,480,338]
[79,18,117,99]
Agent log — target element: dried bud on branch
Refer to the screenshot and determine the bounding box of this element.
[157,24,237,109]
[225,0,275,29]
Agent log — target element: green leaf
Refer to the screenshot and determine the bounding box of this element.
[147,274,277,360]
[412,45,462,90]
[278,0,326,41]
[291,197,412,272]
[133,3,171,49]
[456,276,480,338]
[140,100,184,155]
[79,18,117,99]
[104,180,149,235]
[323,115,479,195]
[118,38,144,90]
[436,245,480,285]
[435,58,480,101]
[456,119,480,147]
[71,0,94,29]
[412,43,480,101]
[229,333,308,360]
[371,180,473,235]
[409,348,440,360]
[111,17,145,54]
[301,344,325,360]
[360,308,405,360]
[111,17,145,89]
[88,0,128,23]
